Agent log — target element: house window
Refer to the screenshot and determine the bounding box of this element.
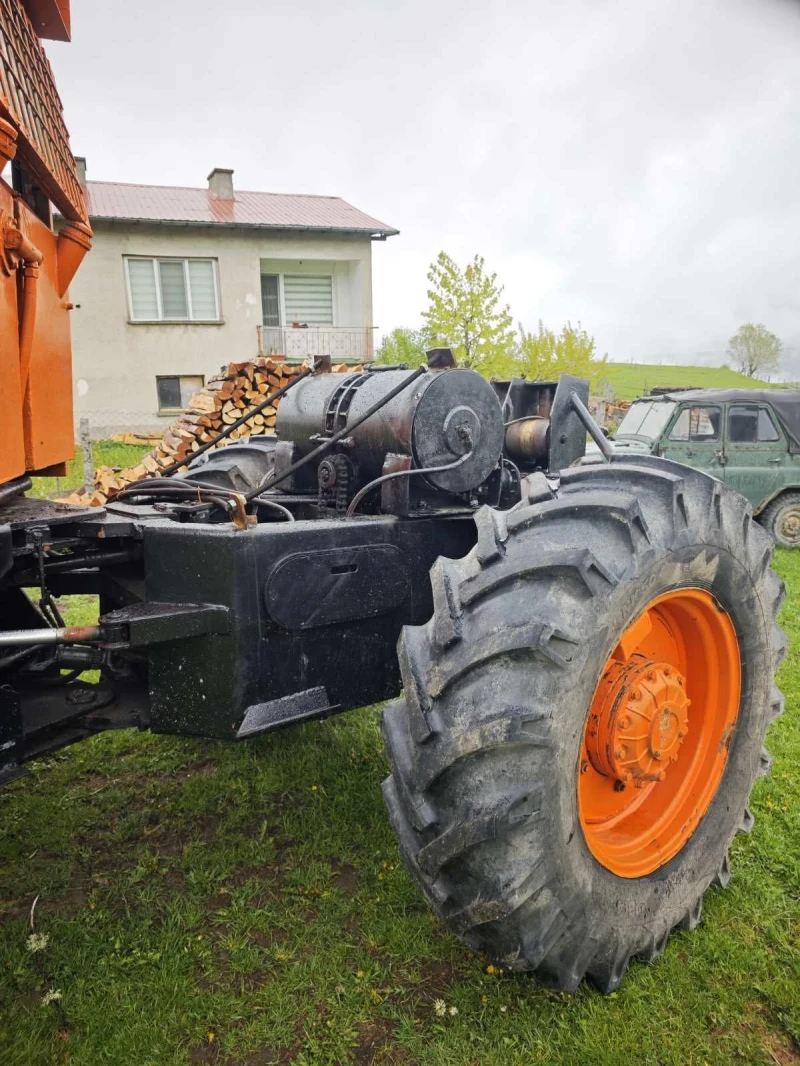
[260,272,334,327]
[125,258,220,321]
[156,375,204,413]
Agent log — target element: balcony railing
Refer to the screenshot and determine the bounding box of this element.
[257,326,374,363]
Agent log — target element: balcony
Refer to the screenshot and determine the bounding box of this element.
[257,326,374,363]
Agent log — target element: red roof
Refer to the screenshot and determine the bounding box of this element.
[84,181,399,237]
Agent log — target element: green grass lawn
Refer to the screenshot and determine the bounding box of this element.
[1,558,798,1066]
[28,442,152,500]
[600,363,782,402]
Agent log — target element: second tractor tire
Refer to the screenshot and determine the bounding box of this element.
[759,490,800,549]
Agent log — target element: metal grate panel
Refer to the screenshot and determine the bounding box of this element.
[0,0,86,221]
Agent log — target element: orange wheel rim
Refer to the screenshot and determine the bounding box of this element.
[578,588,741,878]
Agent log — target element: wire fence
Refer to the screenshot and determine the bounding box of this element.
[73,409,179,442]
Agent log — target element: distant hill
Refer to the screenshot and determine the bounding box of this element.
[599,363,777,401]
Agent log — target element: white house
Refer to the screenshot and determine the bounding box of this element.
[64,162,398,435]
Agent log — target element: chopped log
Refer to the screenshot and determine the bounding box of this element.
[187,392,219,414]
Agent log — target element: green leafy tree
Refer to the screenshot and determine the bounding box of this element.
[517,320,606,386]
[726,323,782,379]
[422,252,515,370]
[375,327,428,368]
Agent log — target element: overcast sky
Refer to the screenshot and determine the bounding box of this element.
[47,0,800,372]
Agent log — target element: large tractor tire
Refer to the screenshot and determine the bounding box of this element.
[382,457,786,991]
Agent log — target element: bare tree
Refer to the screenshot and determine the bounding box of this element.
[726,323,782,379]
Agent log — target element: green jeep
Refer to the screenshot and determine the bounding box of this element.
[609,388,800,547]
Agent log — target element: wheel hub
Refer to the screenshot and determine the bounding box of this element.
[779,508,800,544]
[586,653,690,788]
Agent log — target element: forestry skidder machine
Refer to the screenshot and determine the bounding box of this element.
[0,0,787,993]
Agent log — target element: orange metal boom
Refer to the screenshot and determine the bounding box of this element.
[0,0,91,484]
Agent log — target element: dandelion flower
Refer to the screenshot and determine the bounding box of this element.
[499,1005,508,1013]
[449,1005,458,1016]
[311,785,319,791]
[433,999,447,1017]
[26,933,49,953]
[41,989,62,1006]
[208,1033,216,1044]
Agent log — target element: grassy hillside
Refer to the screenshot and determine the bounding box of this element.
[600,362,777,401]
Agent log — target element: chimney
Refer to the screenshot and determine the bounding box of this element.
[74,155,86,185]
[207,167,234,199]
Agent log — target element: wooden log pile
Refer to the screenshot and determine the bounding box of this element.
[60,358,362,507]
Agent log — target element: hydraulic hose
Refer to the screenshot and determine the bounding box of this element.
[249,497,295,522]
[345,445,475,517]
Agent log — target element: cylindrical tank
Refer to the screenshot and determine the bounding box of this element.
[276,368,504,494]
[505,416,550,464]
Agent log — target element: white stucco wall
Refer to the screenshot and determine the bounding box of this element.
[66,222,374,434]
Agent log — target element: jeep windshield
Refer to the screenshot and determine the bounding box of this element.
[615,400,677,443]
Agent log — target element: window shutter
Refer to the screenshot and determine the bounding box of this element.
[284,275,333,326]
[127,259,158,320]
[188,260,217,320]
[159,260,188,318]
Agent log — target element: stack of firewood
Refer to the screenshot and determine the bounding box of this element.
[59,358,362,507]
